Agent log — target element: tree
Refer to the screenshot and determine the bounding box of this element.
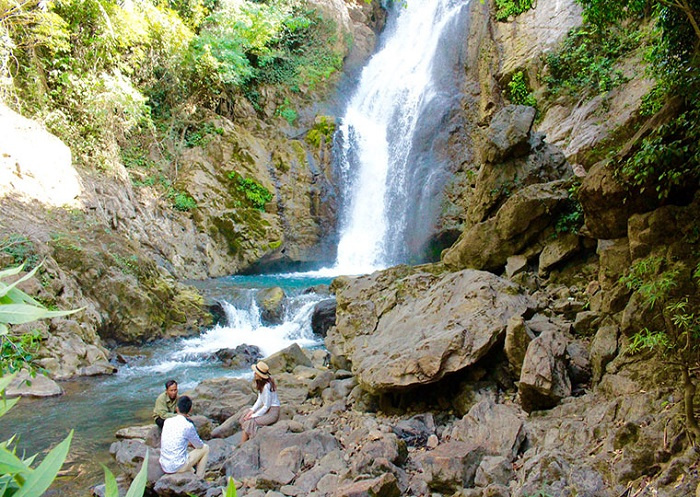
[621,257,700,441]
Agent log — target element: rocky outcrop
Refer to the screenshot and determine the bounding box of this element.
[326,266,534,393]
[442,180,570,272]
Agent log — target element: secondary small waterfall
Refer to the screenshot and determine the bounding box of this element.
[333,0,471,275]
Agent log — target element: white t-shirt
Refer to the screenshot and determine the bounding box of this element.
[250,383,280,418]
[159,415,204,473]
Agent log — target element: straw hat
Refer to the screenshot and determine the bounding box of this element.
[252,361,271,379]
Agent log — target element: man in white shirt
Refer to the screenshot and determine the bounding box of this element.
[159,396,210,478]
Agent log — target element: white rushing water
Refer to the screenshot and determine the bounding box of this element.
[333,0,470,276]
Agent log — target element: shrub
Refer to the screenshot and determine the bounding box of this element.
[507,71,537,107]
[494,0,533,21]
[173,192,197,211]
[228,172,273,211]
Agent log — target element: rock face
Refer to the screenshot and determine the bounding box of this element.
[442,180,570,272]
[326,266,534,393]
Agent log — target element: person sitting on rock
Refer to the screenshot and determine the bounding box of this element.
[240,361,280,444]
[159,396,210,478]
[153,379,178,429]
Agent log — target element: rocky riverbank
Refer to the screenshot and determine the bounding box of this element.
[106,266,698,497]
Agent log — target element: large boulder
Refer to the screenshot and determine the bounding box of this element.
[326,267,534,393]
[442,180,570,272]
[186,377,256,422]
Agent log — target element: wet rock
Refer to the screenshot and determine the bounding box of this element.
[255,286,286,325]
[518,330,571,413]
[215,344,262,370]
[208,301,226,326]
[311,298,336,337]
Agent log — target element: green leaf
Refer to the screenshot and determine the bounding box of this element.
[0,261,44,300]
[0,264,26,280]
[0,446,31,475]
[124,451,149,497]
[224,477,237,497]
[13,430,73,497]
[0,323,7,335]
[0,396,20,418]
[1,285,42,307]
[0,373,17,393]
[102,464,119,497]
[0,304,84,325]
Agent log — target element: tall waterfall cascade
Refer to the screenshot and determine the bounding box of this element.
[333,0,471,276]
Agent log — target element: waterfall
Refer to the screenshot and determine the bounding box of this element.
[333,0,471,275]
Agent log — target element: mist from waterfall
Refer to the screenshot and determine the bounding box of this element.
[332,0,471,276]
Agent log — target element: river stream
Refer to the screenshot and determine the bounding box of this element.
[0,273,332,496]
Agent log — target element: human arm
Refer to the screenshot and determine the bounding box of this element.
[250,385,271,418]
[184,419,204,449]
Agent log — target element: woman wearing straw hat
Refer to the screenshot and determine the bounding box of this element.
[240,361,281,444]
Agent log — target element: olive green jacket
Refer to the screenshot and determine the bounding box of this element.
[153,391,177,421]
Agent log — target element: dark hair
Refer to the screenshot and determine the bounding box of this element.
[177,395,193,414]
[165,379,177,389]
[254,376,276,393]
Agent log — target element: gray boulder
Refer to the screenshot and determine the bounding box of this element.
[153,472,215,497]
[518,329,572,413]
[451,399,525,460]
[215,344,262,370]
[327,267,533,393]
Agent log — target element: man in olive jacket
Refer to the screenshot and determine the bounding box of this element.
[153,379,178,428]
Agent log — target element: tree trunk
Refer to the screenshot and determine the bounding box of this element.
[682,367,700,443]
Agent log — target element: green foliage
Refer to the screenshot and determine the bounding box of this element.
[185,122,224,148]
[620,255,700,437]
[228,172,273,211]
[494,0,533,21]
[223,477,238,497]
[0,262,83,376]
[172,192,197,212]
[276,98,297,125]
[569,1,700,201]
[554,181,584,235]
[507,71,537,107]
[306,116,336,147]
[0,236,39,270]
[543,24,636,98]
[616,105,700,201]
